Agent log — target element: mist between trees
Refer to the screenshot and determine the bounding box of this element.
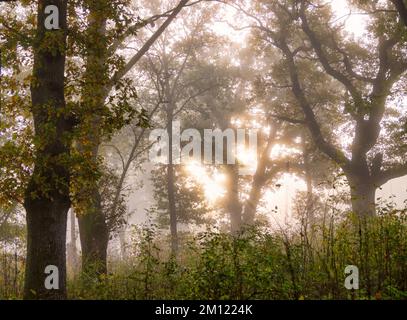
[0,0,406,300]
[148,120,258,175]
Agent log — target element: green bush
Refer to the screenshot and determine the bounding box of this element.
[62,211,406,300]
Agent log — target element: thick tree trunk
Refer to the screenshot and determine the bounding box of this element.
[76,4,109,276]
[242,128,276,225]
[24,0,69,300]
[75,126,109,276]
[348,170,377,218]
[349,176,376,218]
[78,189,109,276]
[76,130,109,276]
[24,194,69,299]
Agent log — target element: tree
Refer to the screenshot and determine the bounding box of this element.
[187,43,312,231]
[71,0,193,276]
[138,4,224,252]
[240,0,407,217]
[23,0,71,299]
[0,0,194,297]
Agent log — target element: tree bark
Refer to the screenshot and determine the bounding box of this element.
[76,3,109,277]
[76,133,109,276]
[24,0,70,300]
[348,175,376,218]
[75,119,109,277]
[78,189,109,276]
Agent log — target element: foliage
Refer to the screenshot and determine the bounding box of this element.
[62,210,406,300]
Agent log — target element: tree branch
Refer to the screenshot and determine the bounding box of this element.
[275,37,352,172]
[299,2,364,108]
[391,0,407,27]
[375,163,407,185]
[108,0,203,55]
[107,0,190,94]
[270,114,306,125]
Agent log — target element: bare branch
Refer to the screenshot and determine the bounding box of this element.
[107,0,190,93]
[104,144,126,171]
[108,0,204,55]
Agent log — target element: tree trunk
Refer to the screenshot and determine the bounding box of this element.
[67,209,79,275]
[24,195,69,300]
[76,133,109,276]
[75,122,109,276]
[242,127,276,225]
[77,189,109,276]
[76,4,109,276]
[305,168,313,218]
[24,0,69,300]
[119,228,127,261]
[167,163,179,254]
[167,114,179,255]
[243,176,263,225]
[302,140,315,226]
[349,176,376,218]
[225,164,242,233]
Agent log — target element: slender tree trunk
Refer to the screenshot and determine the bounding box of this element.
[67,209,78,275]
[305,169,313,215]
[166,111,178,255]
[302,139,315,226]
[167,163,178,254]
[119,228,127,260]
[225,164,242,233]
[70,209,77,262]
[24,0,70,300]
[243,178,263,225]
